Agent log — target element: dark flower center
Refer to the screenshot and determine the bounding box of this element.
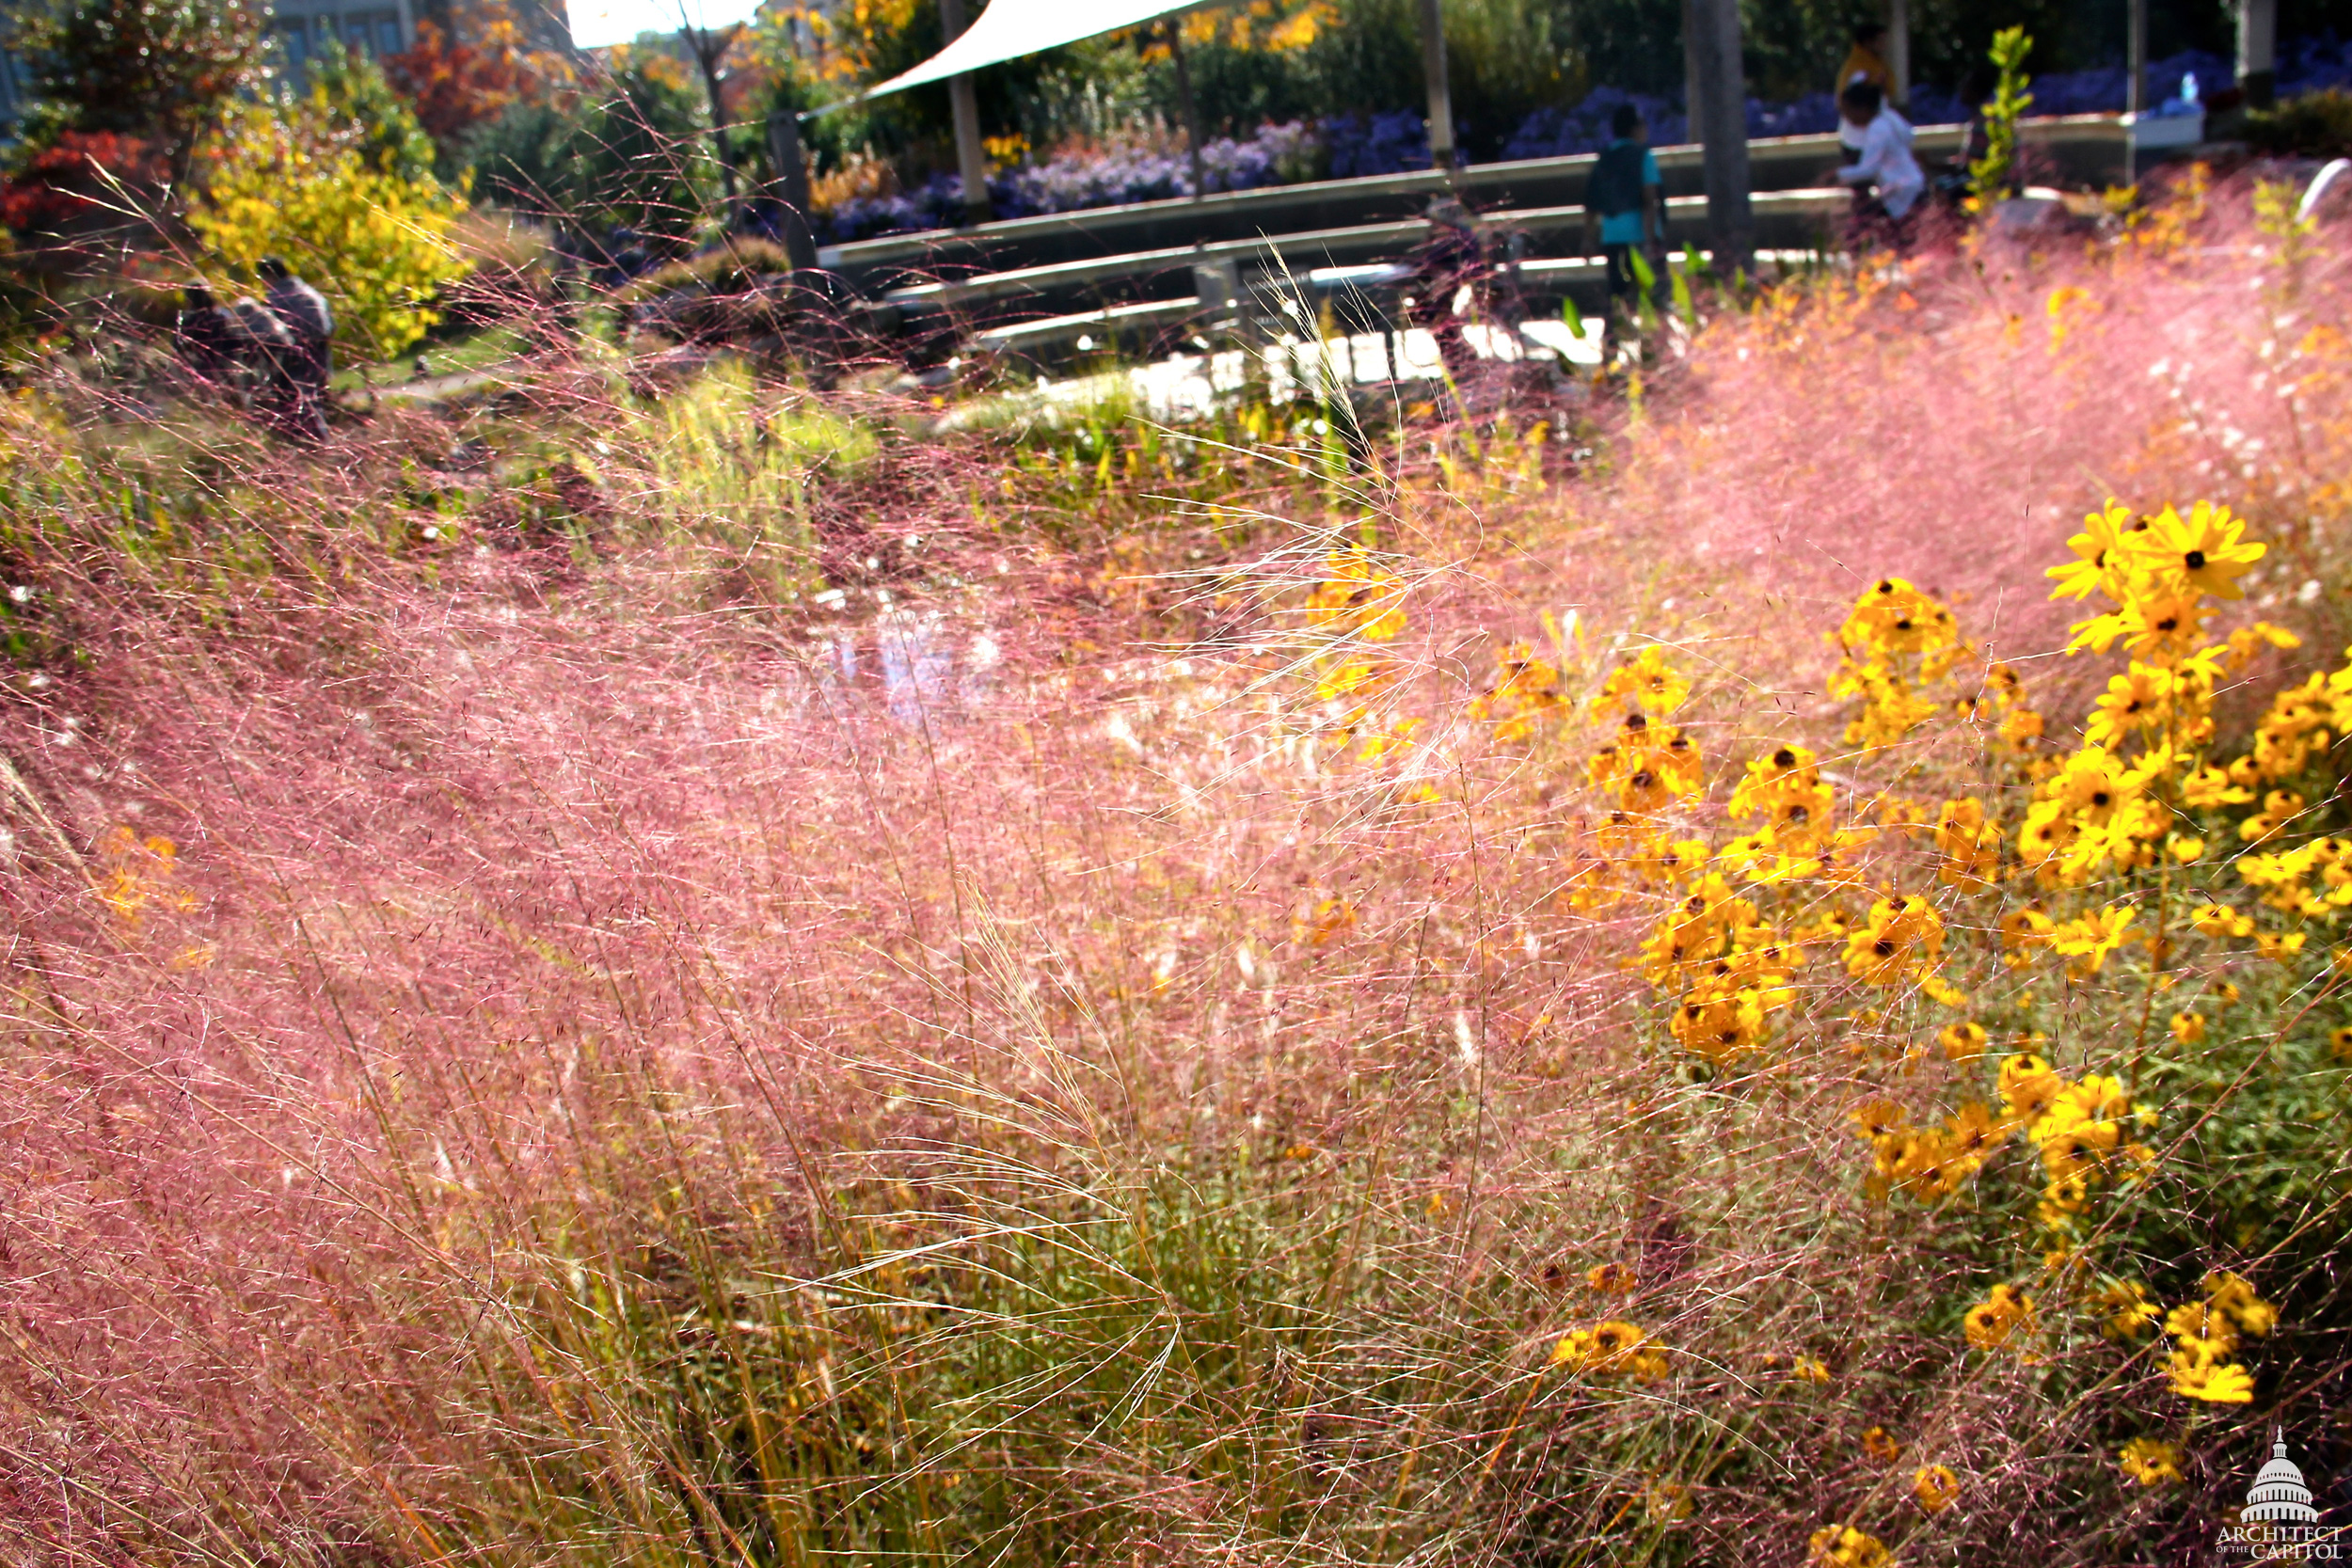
[2184,549,2207,570]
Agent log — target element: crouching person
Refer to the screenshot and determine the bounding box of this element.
[260,256,334,443]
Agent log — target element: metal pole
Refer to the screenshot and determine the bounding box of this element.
[938,0,992,225]
[2237,0,2277,109]
[1692,0,1752,276]
[2126,0,2147,115]
[1166,19,1207,200]
[1886,0,1908,107]
[1417,0,1454,172]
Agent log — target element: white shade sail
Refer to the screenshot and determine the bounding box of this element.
[825,0,1208,111]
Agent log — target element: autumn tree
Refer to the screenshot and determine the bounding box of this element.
[8,0,271,177]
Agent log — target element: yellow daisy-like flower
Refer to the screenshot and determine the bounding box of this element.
[1586,1261,1638,1295]
[2049,904,2138,978]
[1843,894,1947,985]
[1808,1524,1892,1568]
[1598,644,1692,715]
[1938,1021,1988,1061]
[1914,1464,1961,1513]
[2168,1353,2255,1403]
[1997,1053,2065,1120]
[2169,1010,2207,1046]
[1963,1283,2035,1350]
[1790,1354,1833,1385]
[2255,931,2305,965]
[2094,1279,2160,1341]
[1862,1426,1902,1462]
[2141,499,2265,601]
[2189,902,2255,938]
[1919,973,1970,1007]
[2203,1271,2278,1338]
[2118,1436,2184,1486]
[2045,499,2137,602]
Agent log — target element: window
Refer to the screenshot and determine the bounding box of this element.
[278,16,312,68]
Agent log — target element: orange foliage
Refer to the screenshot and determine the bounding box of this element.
[384,2,572,146]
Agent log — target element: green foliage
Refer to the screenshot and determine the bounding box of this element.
[1968,27,2032,209]
[8,0,267,171]
[469,55,718,247]
[2246,88,2352,159]
[187,104,471,359]
[460,97,578,214]
[295,35,437,182]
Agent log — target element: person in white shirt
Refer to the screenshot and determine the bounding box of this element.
[1836,81,1925,223]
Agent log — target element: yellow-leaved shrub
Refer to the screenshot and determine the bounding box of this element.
[188,106,471,360]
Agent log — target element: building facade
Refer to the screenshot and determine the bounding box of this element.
[0,0,573,131]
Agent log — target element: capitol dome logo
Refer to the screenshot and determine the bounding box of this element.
[2217,1430,2339,1562]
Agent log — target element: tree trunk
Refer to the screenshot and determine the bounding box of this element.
[1167,20,1207,199]
[1691,0,1752,276]
[1417,0,1454,172]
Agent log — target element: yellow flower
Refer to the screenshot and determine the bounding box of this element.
[1914,1464,1961,1513]
[2045,499,2137,602]
[2049,904,2138,978]
[2085,662,2174,747]
[2095,1279,2159,1341]
[1598,645,1691,715]
[2203,1271,2277,1338]
[1808,1524,1892,1568]
[2182,765,2253,807]
[1730,744,1835,832]
[1552,1320,1655,1375]
[1919,974,1969,1007]
[1843,894,1947,985]
[2189,902,2255,938]
[2169,1010,2206,1046]
[1862,1425,1902,1462]
[1997,1053,2064,1120]
[2330,1024,2352,1061]
[2118,1437,2184,1486]
[1304,548,1407,641]
[1933,797,2002,888]
[2140,499,2265,601]
[2255,931,2305,965]
[2000,906,2055,965]
[2168,1354,2254,1403]
[1839,577,1961,656]
[1963,1283,2035,1350]
[1671,984,1767,1063]
[1938,1021,1988,1061]
[2168,832,2206,863]
[1586,1261,1638,1294]
[1791,1354,1833,1385]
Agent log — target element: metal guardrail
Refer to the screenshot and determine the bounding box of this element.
[844,113,2172,372]
[816,113,2173,280]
